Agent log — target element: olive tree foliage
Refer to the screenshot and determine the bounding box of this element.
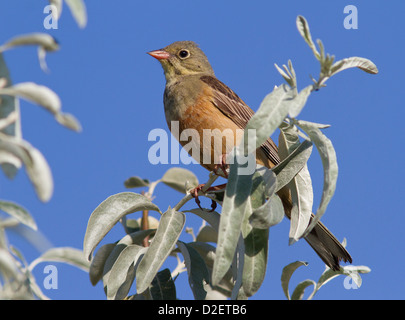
[84,16,376,300]
[0,0,88,299]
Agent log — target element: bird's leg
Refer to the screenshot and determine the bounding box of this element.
[213,153,229,178]
[189,183,227,212]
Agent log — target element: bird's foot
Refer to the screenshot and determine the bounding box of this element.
[189,183,227,212]
[213,154,229,178]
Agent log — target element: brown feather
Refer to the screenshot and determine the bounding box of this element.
[200,75,280,167]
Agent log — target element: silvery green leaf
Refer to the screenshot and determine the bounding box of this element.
[89,243,116,286]
[288,85,313,118]
[331,57,378,76]
[0,248,20,280]
[281,260,308,300]
[249,166,284,229]
[0,136,53,202]
[274,63,294,88]
[0,200,36,230]
[196,225,218,243]
[274,60,298,90]
[161,167,199,193]
[0,53,22,178]
[249,194,284,229]
[0,33,59,52]
[211,151,254,287]
[0,82,61,114]
[249,166,276,209]
[55,112,82,132]
[0,33,59,73]
[316,265,371,293]
[241,228,269,297]
[136,208,185,293]
[296,120,338,237]
[29,247,90,272]
[65,0,87,28]
[242,84,295,153]
[272,138,313,192]
[296,16,320,60]
[177,241,210,300]
[278,123,313,243]
[288,167,313,244]
[106,244,146,300]
[124,176,150,188]
[83,192,160,260]
[102,243,127,288]
[0,82,81,132]
[291,279,316,300]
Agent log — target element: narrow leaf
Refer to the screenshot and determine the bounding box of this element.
[316,265,371,293]
[273,138,313,192]
[278,123,313,243]
[331,57,378,76]
[0,136,53,202]
[0,200,36,230]
[0,53,22,178]
[212,152,254,287]
[107,245,146,300]
[30,247,90,272]
[249,194,284,229]
[89,243,116,286]
[83,192,160,260]
[136,208,185,293]
[291,279,316,300]
[0,82,61,115]
[65,0,87,28]
[296,16,320,60]
[55,112,82,132]
[241,228,269,297]
[288,85,313,118]
[296,121,338,237]
[281,260,308,300]
[177,241,210,300]
[249,166,284,229]
[0,33,59,52]
[0,82,81,131]
[243,84,295,152]
[0,248,19,280]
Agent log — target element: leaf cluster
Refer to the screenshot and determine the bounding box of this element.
[0,1,88,299]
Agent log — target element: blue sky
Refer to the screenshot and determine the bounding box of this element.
[0,1,403,300]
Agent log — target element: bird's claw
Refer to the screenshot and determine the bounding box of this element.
[213,154,229,178]
[190,184,217,212]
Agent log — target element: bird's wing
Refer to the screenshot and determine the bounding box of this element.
[200,75,280,165]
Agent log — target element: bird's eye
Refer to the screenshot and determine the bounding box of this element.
[178,49,190,59]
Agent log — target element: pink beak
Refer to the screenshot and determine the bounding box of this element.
[147,49,171,60]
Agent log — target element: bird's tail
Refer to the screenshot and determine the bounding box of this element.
[278,187,352,271]
[303,219,352,271]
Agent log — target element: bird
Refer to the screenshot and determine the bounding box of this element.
[148,40,352,271]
